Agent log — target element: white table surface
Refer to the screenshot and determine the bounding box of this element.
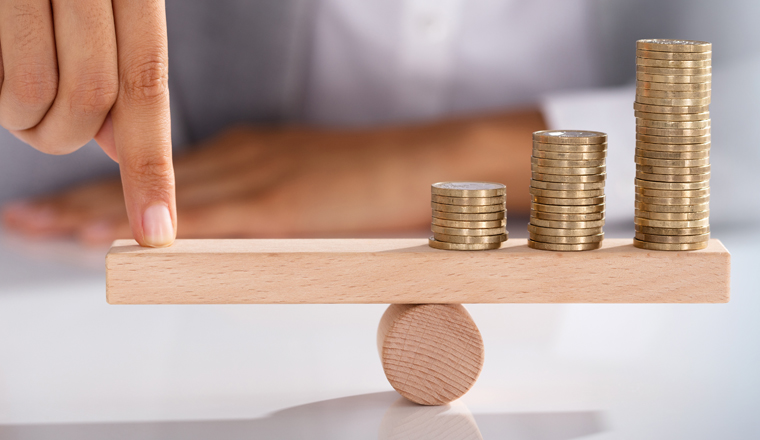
[1,220,758,439]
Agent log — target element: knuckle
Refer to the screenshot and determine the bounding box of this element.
[123,151,174,188]
[120,55,169,104]
[6,67,58,111]
[68,73,119,117]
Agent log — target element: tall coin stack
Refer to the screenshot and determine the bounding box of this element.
[528,130,607,251]
[634,39,711,251]
[429,182,508,251]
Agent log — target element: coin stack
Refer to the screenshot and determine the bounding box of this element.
[528,130,607,251]
[634,39,711,251]
[429,182,508,251]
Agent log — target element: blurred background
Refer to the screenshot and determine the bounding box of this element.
[1,0,759,438]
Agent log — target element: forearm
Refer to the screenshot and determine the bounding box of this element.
[343,108,545,229]
[272,108,545,235]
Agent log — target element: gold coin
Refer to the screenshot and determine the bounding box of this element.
[634,110,710,122]
[531,157,606,168]
[431,202,505,213]
[636,49,712,61]
[636,57,711,68]
[529,187,604,198]
[528,240,602,251]
[636,126,711,137]
[531,209,605,221]
[432,210,505,221]
[636,72,711,84]
[636,39,712,53]
[432,218,506,229]
[530,179,605,190]
[635,225,710,236]
[636,195,710,205]
[635,178,709,190]
[532,150,606,160]
[431,194,505,206]
[431,181,506,197]
[635,186,709,197]
[636,140,711,152]
[636,118,710,129]
[636,81,711,92]
[428,238,502,251]
[531,195,605,206]
[635,156,710,167]
[433,233,507,244]
[529,233,604,244]
[532,130,607,145]
[636,65,712,76]
[531,203,605,214]
[636,148,709,160]
[633,239,708,251]
[634,232,710,244]
[532,172,606,183]
[636,133,710,144]
[636,195,710,207]
[634,217,710,228]
[532,165,606,176]
[636,96,711,106]
[533,143,607,153]
[431,224,505,236]
[637,88,711,99]
[635,201,710,213]
[636,164,710,175]
[636,171,710,182]
[633,102,709,114]
[528,225,604,237]
[635,209,709,220]
[530,218,605,229]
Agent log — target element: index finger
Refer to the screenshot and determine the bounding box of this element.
[111,0,176,247]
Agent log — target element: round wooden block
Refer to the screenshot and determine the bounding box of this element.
[377,304,485,406]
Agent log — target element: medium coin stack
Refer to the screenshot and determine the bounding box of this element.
[528,130,607,251]
[634,39,711,251]
[429,182,508,251]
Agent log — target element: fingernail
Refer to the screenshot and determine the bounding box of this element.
[142,204,174,247]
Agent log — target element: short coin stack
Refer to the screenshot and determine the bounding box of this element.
[634,39,711,251]
[429,182,507,251]
[528,130,607,251]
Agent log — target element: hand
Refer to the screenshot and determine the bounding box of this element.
[3,126,435,242]
[1,110,544,244]
[0,0,176,247]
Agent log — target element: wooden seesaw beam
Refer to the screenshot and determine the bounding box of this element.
[105,237,730,405]
[106,238,730,304]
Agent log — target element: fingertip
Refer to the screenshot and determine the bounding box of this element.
[2,200,32,223]
[139,203,175,247]
[2,202,57,233]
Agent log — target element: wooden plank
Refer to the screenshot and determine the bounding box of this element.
[106,238,730,304]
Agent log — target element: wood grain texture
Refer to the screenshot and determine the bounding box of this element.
[106,238,730,304]
[377,304,484,406]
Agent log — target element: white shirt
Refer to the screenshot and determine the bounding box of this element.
[304,0,600,125]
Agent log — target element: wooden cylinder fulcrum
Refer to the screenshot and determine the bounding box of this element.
[377,304,485,405]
